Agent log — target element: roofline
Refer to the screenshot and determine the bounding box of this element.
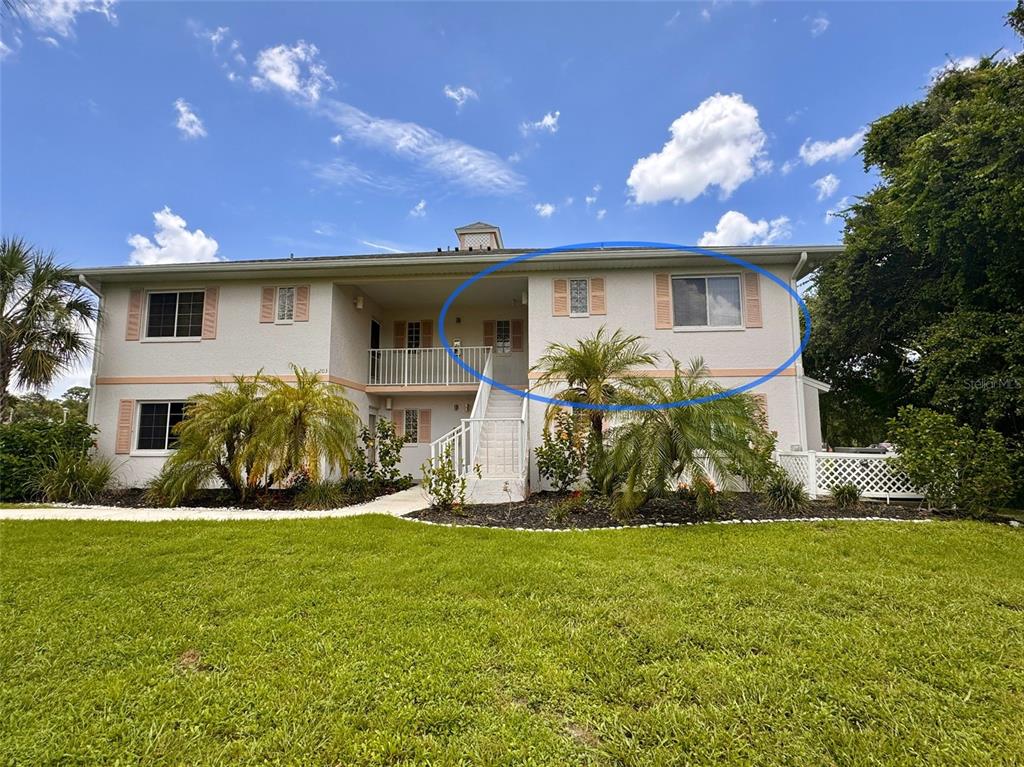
[78,244,844,282]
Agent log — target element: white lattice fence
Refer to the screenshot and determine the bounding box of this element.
[775,451,922,500]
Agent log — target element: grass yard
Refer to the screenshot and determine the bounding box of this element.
[1,518,1022,766]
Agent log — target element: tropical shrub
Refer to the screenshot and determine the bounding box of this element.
[352,418,411,488]
[0,418,96,501]
[32,446,114,503]
[829,482,861,510]
[549,491,586,524]
[294,480,348,510]
[762,475,810,514]
[692,473,721,517]
[888,406,1014,515]
[535,409,588,491]
[420,444,473,512]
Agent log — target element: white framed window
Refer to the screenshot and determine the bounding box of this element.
[569,278,589,316]
[145,291,205,338]
[671,275,742,329]
[136,402,187,451]
[404,409,419,443]
[406,321,422,349]
[495,320,512,353]
[276,287,295,323]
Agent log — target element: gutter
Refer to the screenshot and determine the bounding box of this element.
[790,252,809,450]
[78,275,103,426]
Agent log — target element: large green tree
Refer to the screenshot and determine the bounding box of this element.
[805,4,1024,455]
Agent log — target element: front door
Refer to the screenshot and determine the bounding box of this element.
[369,320,381,382]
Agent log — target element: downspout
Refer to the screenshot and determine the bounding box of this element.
[78,275,103,426]
[789,253,809,451]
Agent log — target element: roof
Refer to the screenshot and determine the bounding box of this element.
[454,221,501,232]
[77,243,844,284]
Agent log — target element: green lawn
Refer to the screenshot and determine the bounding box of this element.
[1,518,1022,766]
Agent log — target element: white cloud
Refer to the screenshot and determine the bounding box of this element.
[698,211,791,246]
[564,196,574,206]
[173,98,207,139]
[409,199,427,218]
[928,55,980,81]
[780,159,798,175]
[40,36,60,47]
[330,133,343,146]
[251,41,334,102]
[812,173,839,201]
[0,39,12,59]
[798,127,866,165]
[443,84,478,111]
[520,110,560,135]
[596,209,607,220]
[22,0,117,38]
[701,8,711,21]
[665,10,681,27]
[809,15,829,37]
[360,240,403,254]
[311,158,404,192]
[534,203,556,218]
[127,207,220,265]
[825,195,852,223]
[585,184,601,207]
[627,93,769,204]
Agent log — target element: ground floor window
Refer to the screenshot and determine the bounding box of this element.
[137,402,187,450]
[404,409,419,443]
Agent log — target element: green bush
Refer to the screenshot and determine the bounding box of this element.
[0,419,97,501]
[294,480,348,510]
[421,444,477,512]
[353,418,412,488]
[829,482,861,510]
[549,491,586,524]
[32,446,114,504]
[762,475,810,514]
[692,474,722,517]
[888,406,1014,515]
[535,409,588,491]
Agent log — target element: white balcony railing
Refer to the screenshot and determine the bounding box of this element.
[367,346,491,387]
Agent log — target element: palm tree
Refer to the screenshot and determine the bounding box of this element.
[530,326,659,441]
[0,237,97,420]
[608,358,768,517]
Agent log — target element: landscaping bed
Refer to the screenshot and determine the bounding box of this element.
[90,481,407,510]
[408,490,934,529]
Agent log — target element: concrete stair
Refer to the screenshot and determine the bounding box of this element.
[466,390,527,502]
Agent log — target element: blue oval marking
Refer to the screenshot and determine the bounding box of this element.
[439,241,811,411]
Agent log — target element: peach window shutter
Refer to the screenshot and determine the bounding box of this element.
[125,289,143,341]
[201,287,219,340]
[393,321,407,349]
[260,287,276,323]
[510,319,524,352]
[482,320,495,348]
[552,278,569,316]
[115,399,134,454]
[392,408,405,438]
[421,319,433,348]
[654,274,672,329]
[419,409,431,443]
[589,277,606,315]
[295,285,310,322]
[743,273,763,328]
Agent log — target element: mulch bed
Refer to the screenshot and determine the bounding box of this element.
[91,484,400,510]
[407,491,935,530]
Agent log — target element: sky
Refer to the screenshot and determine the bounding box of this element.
[2,1,1017,271]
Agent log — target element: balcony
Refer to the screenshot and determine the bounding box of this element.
[367,346,491,390]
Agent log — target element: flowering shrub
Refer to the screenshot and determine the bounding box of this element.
[535,409,588,491]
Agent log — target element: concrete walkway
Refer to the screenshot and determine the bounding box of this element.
[0,486,430,522]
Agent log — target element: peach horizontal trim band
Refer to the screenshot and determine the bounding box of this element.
[366,384,480,394]
[95,374,367,392]
[527,367,796,380]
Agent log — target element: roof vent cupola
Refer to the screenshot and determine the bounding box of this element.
[454,221,503,251]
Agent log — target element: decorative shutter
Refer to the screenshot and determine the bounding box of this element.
[421,319,433,348]
[482,320,495,348]
[125,289,143,341]
[392,408,404,438]
[743,273,763,328]
[419,409,431,443]
[654,274,672,329]
[115,399,134,454]
[552,278,569,316]
[393,321,407,349]
[202,287,219,340]
[260,287,276,323]
[510,319,524,352]
[295,285,310,322]
[589,277,606,315]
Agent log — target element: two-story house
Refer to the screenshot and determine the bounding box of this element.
[78,222,837,501]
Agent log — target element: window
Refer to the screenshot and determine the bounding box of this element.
[671,276,742,328]
[406,321,421,349]
[569,278,589,316]
[146,291,205,338]
[276,287,295,322]
[404,409,419,443]
[495,320,512,353]
[136,402,187,451]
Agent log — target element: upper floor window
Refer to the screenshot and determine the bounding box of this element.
[146,291,205,338]
[137,402,187,451]
[495,320,512,353]
[406,321,422,349]
[671,276,742,328]
[276,287,295,322]
[569,278,589,316]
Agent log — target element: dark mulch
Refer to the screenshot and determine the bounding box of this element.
[92,483,403,510]
[408,491,935,530]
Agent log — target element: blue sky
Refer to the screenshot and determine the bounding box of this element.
[1,1,1015,269]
